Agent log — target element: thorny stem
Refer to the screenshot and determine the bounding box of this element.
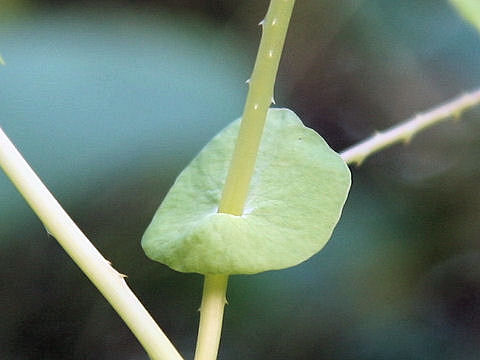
[194,275,229,360]
[340,88,480,165]
[0,128,183,360]
[195,1,296,360]
[218,0,296,216]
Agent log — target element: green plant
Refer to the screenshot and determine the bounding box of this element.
[1,1,480,359]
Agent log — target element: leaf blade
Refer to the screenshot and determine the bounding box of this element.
[142,108,351,274]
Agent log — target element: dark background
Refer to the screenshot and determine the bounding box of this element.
[1,0,480,359]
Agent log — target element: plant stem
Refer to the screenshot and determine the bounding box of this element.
[340,88,480,165]
[0,128,183,360]
[195,1,295,360]
[218,0,296,216]
[194,275,229,360]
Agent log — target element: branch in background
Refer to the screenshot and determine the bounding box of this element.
[0,128,183,360]
[340,88,480,166]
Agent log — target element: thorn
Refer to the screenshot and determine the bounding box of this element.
[453,110,463,122]
[271,96,276,105]
[118,272,128,279]
[44,226,53,237]
[354,155,366,167]
[245,78,250,84]
[258,19,265,26]
[371,130,382,141]
[403,132,414,144]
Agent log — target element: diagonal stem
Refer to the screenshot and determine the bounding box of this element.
[340,88,480,165]
[0,128,183,360]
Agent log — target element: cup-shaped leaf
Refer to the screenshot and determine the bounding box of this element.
[142,108,351,274]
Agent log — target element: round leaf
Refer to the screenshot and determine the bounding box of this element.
[142,108,351,274]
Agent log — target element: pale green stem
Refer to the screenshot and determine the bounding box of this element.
[194,275,229,360]
[340,88,480,165]
[218,0,296,216]
[0,128,183,360]
[195,1,296,360]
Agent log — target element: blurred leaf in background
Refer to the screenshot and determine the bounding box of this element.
[0,4,251,359]
[450,0,480,33]
[0,7,251,232]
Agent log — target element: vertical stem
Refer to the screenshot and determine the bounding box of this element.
[194,275,229,360]
[194,1,295,360]
[218,0,296,216]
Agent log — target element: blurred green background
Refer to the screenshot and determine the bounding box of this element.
[1,0,480,359]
